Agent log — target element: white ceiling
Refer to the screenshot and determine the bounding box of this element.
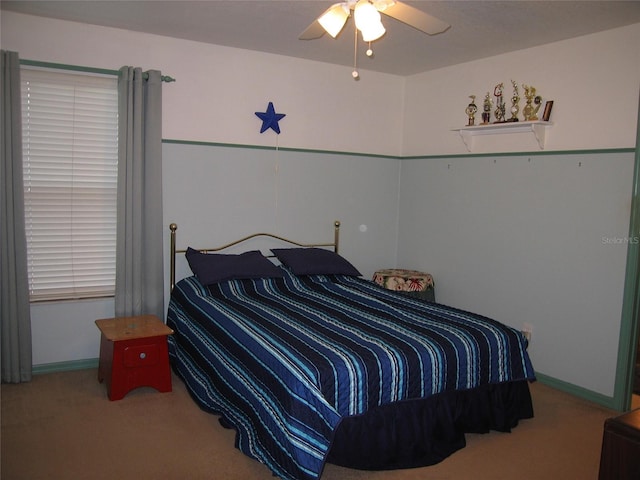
[2,0,640,76]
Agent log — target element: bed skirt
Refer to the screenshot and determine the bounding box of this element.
[326,380,534,470]
[208,374,534,472]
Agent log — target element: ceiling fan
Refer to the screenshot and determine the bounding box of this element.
[299,0,450,41]
[299,0,450,78]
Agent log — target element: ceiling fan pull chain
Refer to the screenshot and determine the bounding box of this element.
[352,25,359,79]
[366,41,374,58]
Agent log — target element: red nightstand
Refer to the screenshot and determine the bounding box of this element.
[95,314,173,401]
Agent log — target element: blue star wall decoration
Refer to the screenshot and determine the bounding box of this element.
[255,102,286,134]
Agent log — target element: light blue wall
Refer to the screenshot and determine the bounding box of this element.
[397,151,635,399]
[162,142,402,313]
[34,142,637,408]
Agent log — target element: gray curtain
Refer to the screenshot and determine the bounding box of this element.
[115,67,164,320]
[1,50,32,383]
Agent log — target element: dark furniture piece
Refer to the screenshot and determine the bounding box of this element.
[599,408,640,480]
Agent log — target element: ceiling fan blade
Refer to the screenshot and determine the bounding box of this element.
[382,1,450,35]
[299,20,327,40]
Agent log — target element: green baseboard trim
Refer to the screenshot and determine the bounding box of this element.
[535,372,617,411]
[33,358,99,375]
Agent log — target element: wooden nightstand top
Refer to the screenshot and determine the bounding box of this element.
[95,315,173,342]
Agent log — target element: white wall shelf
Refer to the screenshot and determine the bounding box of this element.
[452,121,553,151]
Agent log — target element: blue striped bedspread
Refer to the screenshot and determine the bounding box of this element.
[167,269,535,480]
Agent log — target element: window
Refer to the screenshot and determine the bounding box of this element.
[21,67,118,302]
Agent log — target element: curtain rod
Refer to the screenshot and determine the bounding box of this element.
[19,59,175,82]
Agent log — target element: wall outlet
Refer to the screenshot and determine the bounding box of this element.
[521,323,533,342]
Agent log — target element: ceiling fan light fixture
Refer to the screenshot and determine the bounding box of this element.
[354,0,386,42]
[318,3,350,38]
[302,0,451,78]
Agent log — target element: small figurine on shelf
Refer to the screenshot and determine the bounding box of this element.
[493,82,506,123]
[481,92,492,124]
[507,79,520,122]
[523,84,543,121]
[465,95,477,126]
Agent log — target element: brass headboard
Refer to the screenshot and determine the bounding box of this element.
[170,221,341,290]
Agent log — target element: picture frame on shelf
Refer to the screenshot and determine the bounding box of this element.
[542,101,554,121]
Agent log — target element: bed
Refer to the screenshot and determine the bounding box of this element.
[166,221,535,480]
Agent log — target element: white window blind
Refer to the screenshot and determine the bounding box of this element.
[21,67,119,302]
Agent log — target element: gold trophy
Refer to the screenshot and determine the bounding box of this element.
[507,79,520,122]
[481,92,492,124]
[465,95,477,126]
[493,83,506,123]
[523,85,542,121]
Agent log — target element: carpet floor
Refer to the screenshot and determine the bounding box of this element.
[1,369,620,479]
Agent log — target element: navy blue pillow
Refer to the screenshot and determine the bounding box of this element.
[271,248,361,276]
[185,248,283,285]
